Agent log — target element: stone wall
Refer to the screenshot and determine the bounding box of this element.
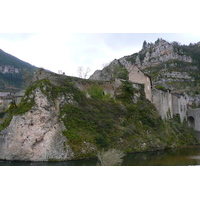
[152,88,188,122]
[0,91,24,111]
[172,93,188,122]
[152,88,173,120]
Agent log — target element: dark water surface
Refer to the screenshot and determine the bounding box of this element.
[1,145,200,166]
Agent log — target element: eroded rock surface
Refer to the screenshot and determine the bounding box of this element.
[0,87,74,161]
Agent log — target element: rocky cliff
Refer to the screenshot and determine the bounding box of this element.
[0,87,74,161]
[90,38,200,106]
[90,39,194,81]
[0,65,21,74]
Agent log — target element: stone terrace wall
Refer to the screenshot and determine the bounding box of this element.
[0,91,24,111]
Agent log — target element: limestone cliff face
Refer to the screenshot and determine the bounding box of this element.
[0,65,21,74]
[90,39,193,82]
[0,86,74,161]
[137,39,192,69]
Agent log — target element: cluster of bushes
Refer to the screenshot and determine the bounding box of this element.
[58,79,197,158]
[155,85,167,91]
[0,74,198,159]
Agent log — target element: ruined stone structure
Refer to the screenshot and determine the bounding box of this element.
[188,108,200,132]
[128,66,152,101]
[151,88,188,122]
[0,91,24,111]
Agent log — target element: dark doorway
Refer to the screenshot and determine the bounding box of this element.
[188,116,195,129]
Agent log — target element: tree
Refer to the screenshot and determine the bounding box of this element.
[101,61,111,69]
[171,41,180,47]
[142,40,147,49]
[77,66,91,79]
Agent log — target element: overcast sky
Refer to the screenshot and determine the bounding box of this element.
[0,1,199,78]
[0,33,200,78]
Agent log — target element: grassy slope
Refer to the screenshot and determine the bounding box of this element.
[0,71,197,159]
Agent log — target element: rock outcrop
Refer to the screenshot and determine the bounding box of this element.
[89,38,200,104]
[90,39,194,82]
[0,65,21,74]
[0,77,74,161]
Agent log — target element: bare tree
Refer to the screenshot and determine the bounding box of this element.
[97,149,125,166]
[77,66,91,79]
[101,61,111,69]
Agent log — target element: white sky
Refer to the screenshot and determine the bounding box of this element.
[0,33,200,78]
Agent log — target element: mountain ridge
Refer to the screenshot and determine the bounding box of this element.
[0,48,38,92]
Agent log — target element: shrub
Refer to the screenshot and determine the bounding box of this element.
[173,114,181,124]
[155,85,167,91]
[97,149,125,166]
[87,85,104,100]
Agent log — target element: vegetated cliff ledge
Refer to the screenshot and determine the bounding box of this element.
[0,69,198,161]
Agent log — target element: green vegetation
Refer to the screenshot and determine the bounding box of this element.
[103,61,129,80]
[0,71,197,159]
[112,61,129,80]
[173,43,200,68]
[139,52,146,62]
[0,49,38,92]
[143,58,200,94]
[125,53,138,64]
[155,85,167,91]
[57,77,197,158]
[87,84,111,101]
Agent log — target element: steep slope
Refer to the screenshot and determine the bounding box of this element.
[90,38,200,106]
[0,49,38,92]
[0,70,197,161]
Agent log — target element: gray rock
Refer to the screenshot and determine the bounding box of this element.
[0,87,74,161]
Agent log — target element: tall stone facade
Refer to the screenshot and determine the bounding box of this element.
[151,88,188,122]
[128,66,152,102]
[152,88,173,120]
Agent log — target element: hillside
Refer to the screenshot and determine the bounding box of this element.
[90,38,200,106]
[0,49,38,92]
[0,70,197,161]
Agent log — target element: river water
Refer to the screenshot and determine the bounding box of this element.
[1,145,200,166]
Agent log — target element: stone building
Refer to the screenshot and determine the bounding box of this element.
[128,66,152,101]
